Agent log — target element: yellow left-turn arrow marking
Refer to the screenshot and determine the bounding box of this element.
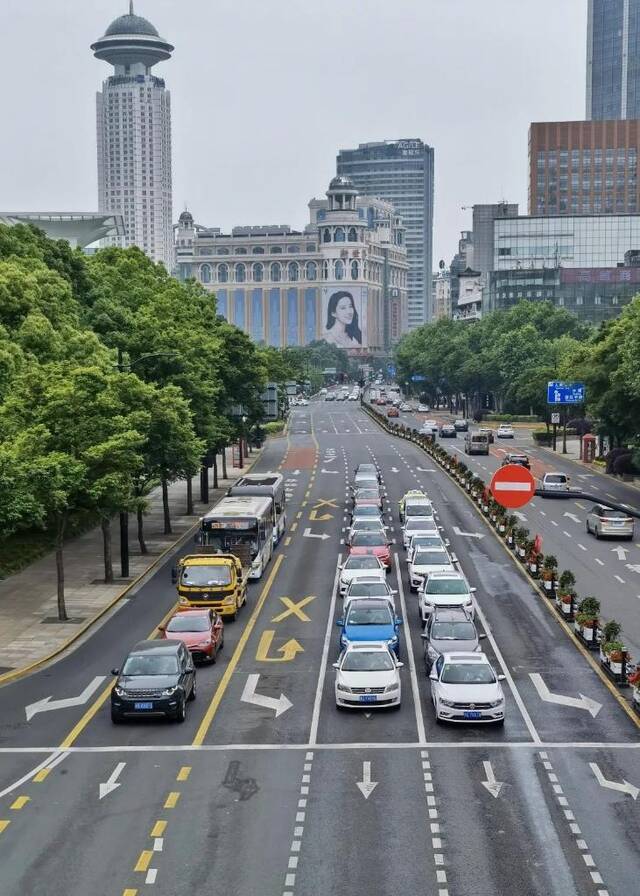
[256,630,304,662]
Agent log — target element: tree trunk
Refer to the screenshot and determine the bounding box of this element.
[137,505,148,554]
[186,475,194,515]
[102,517,114,584]
[212,453,218,490]
[55,513,68,622]
[162,476,172,534]
[221,448,228,480]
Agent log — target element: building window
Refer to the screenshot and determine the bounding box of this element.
[200,263,212,284]
[218,248,229,255]
[217,263,229,283]
[323,228,331,243]
[253,262,264,282]
[335,259,345,280]
[351,260,359,280]
[287,245,300,254]
[270,246,283,254]
[348,227,357,242]
[236,248,248,255]
[235,263,246,283]
[288,261,299,281]
[252,247,265,254]
[306,261,317,281]
[334,227,345,243]
[322,261,329,280]
[306,243,316,252]
[271,262,281,282]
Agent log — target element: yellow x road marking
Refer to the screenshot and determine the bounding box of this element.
[313,498,338,511]
[271,595,316,623]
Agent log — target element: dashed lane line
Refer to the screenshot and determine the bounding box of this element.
[281,751,314,896]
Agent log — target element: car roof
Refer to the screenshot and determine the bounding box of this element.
[344,641,392,652]
[346,598,392,610]
[130,640,183,655]
[349,575,389,584]
[432,607,472,621]
[173,608,211,617]
[428,570,467,580]
[441,652,490,663]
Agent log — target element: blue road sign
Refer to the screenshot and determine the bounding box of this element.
[547,381,586,405]
[387,364,397,377]
[411,374,427,383]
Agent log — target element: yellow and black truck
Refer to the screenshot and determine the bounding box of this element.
[171,547,250,620]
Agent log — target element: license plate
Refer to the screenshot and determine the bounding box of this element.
[463,710,481,719]
[134,702,154,710]
[359,694,377,703]
[612,522,624,527]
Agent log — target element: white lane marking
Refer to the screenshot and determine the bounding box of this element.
[145,869,158,884]
[577,543,587,551]
[308,555,342,745]
[551,520,559,527]
[473,600,541,743]
[0,750,70,799]
[562,531,573,538]
[394,553,426,744]
[153,837,163,852]
[614,574,626,584]
[595,558,605,566]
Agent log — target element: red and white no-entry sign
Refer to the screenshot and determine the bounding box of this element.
[490,464,536,509]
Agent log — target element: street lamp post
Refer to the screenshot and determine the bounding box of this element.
[238,414,247,468]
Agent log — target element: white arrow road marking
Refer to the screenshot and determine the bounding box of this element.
[356,761,378,799]
[323,456,338,464]
[99,762,126,799]
[529,673,601,717]
[390,467,400,473]
[589,762,639,800]
[480,761,504,798]
[416,467,437,473]
[321,469,339,475]
[240,674,292,718]
[452,526,485,539]
[612,546,629,560]
[25,676,106,722]
[625,563,640,574]
[303,528,331,541]
[563,512,581,523]
[291,469,301,476]
[514,511,528,522]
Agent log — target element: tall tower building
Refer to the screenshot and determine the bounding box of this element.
[337,139,435,329]
[587,0,640,120]
[91,4,174,267]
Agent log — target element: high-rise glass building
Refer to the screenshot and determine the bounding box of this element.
[337,139,435,329]
[587,0,640,119]
[91,4,174,268]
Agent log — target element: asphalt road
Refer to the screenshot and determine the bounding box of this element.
[0,402,638,896]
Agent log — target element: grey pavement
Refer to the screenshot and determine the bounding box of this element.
[0,445,264,677]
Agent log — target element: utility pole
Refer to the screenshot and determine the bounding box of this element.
[117,348,130,578]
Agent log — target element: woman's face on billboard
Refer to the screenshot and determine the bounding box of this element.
[333,295,354,326]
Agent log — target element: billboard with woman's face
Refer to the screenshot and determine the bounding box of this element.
[321,286,368,349]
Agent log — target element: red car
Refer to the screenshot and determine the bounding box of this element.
[387,406,399,418]
[348,531,392,570]
[159,609,224,663]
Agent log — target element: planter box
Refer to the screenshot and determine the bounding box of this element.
[528,562,538,577]
[516,546,526,559]
[633,686,640,712]
[575,624,599,650]
[498,524,506,534]
[600,650,629,685]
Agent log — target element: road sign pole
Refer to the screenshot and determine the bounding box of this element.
[562,407,567,455]
[552,422,557,452]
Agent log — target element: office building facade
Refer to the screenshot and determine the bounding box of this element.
[529,120,640,215]
[175,177,408,355]
[471,203,519,273]
[587,0,640,120]
[336,139,435,329]
[432,270,452,320]
[91,5,174,268]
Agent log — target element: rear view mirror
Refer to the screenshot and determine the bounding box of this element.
[395,618,403,626]
[111,668,119,676]
[336,619,344,627]
[479,633,487,640]
[470,587,477,593]
[396,661,404,669]
[332,662,340,669]
[420,632,428,639]
[497,674,506,682]
[158,625,166,633]
[429,669,438,681]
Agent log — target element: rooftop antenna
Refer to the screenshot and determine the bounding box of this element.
[129,0,134,15]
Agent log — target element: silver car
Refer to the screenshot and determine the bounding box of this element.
[538,471,571,497]
[586,504,635,540]
[421,608,483,672]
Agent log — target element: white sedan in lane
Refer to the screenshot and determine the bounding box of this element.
[338,555,386,596]
[418,571,476,624]
[429,652,505,725]
[402,517,440,550]
[407,546,456,592]
[334,642,403,709]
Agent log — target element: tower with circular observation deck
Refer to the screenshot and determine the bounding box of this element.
[91,3,174,267]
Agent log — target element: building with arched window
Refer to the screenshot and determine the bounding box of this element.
[174,178,408,352]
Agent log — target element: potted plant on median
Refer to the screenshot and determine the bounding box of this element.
[541,555,558,596]
[505,515,518,548]
[495,506,507,534]
[527,543,541,577]
[557,570,577,617]
[574,595,600,644]
[515,527,529,560]
[600,619,629,678]
[628,664,640,708]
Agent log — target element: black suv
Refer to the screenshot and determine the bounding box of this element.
[111,640,196,723]
[453,419,468,432]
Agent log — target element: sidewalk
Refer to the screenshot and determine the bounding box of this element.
[536,436,640,494]
[0,446,261,681]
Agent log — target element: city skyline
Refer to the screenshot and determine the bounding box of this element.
[0,0,587,265]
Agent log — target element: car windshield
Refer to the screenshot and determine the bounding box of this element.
[166,615,210,633]
[348,586,388,599]
[546,474,566,484]
[122,654,179,676]
[346,607,393,625]
[344,556,380,570]
[355,479,378,490]
[599,508,625,518]
[356,465,376,475]
[441,663,496,684]
[181,566,231,586]
[412,536,443,549]
[405,504,433,518]
[407,520,437,532]
[414,550,450,566]
[353,520,384,531]
[342,651,394,671]
[426,579,468,595]
[352,532,386,546]
[431,622,476,640]
[355,490,379,500]
[353,506,380,518]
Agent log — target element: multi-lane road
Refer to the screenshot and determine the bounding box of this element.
[0,402,638,896]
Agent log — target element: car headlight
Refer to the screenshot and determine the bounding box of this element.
[197,640,211,648]
[336,682,351,693]
[427,646,439,659]
[439,698,456,707]
[114,686,127,697]
[384,682,399,692]
[387,636,398,646]
[488,698,504,708]
[224,595,235,603]
[423,596,434,606]
[162,686,178,696]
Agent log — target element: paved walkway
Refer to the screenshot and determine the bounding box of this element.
[0,446,261,677]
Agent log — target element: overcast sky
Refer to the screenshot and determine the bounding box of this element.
[0,0,587,264]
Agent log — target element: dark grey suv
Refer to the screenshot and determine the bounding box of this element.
[111,640,196,723]
[421,608,483,672]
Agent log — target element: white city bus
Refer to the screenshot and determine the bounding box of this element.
[199,495,274,579]
[227,472,287,545]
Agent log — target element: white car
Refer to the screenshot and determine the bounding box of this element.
[422,419,439,434]
[407,546,455,592]
[399,402,411,412]
[429,652,505,725]
[408,533,447,560]
[298,398,309,407]
[334,642,403,709]
[417,404,430,413]
[338,555,386,596]
[538,471,572,497]
[402,517,440,549]
[496,424,514,438]
[418,571,475,624]
[344,577,397,611]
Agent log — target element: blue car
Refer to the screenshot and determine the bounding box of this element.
[336,598,403,657]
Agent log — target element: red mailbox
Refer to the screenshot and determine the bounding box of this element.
[582,434,597,463]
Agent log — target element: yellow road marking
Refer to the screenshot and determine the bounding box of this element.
[290,522,298,532]
[122,890,137,896]
[150,820,167,837]
[271,595,316,623]
[313,498,338,510]
[192,554,284,746]
[296,511,302,520]
[10,796,29,810]
[134,850,153,872]
[164,791,180,809]
[33,769,50,783]
[304,490,311,498]
[285,536,292,546]
[177,766,191,781]
[574,501,586,510]
[309,509,332,522]
[255,630,304,662]
[301,501,307,508]
[0,821,10,834]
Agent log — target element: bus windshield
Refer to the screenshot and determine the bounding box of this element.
[202,524,260,558]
